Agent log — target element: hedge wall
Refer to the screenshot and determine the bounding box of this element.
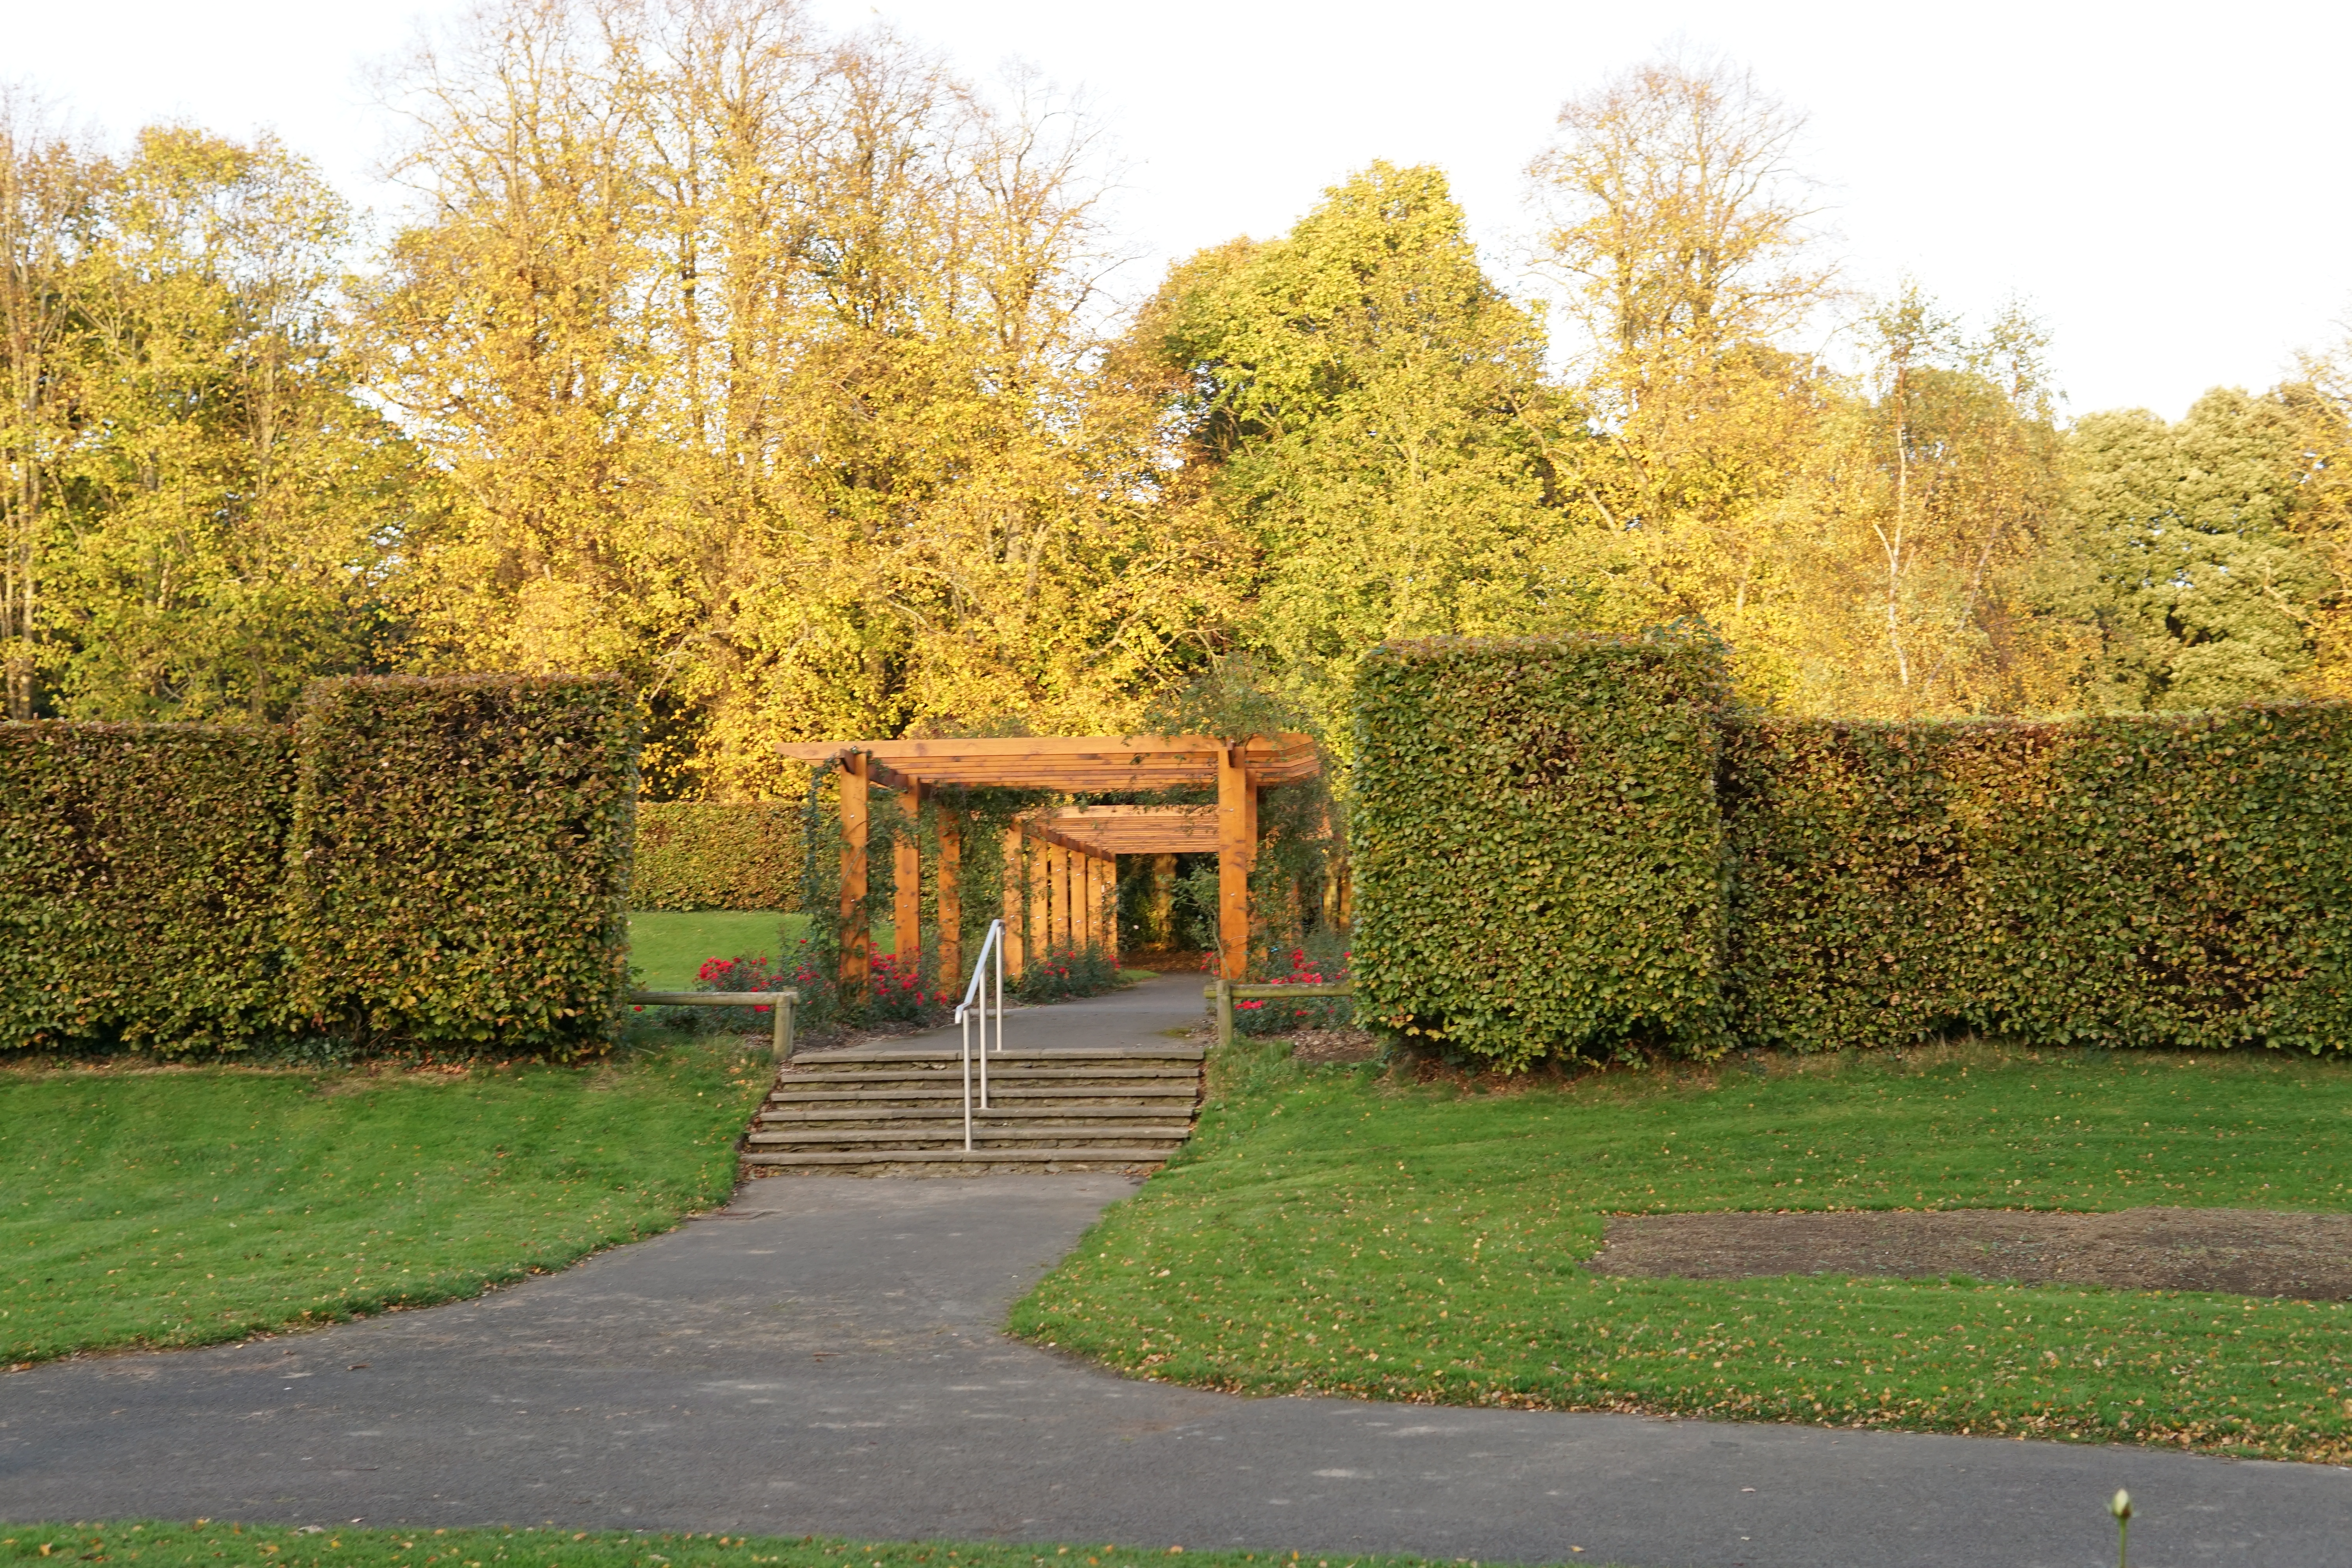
[1352,633,1733,1068]
[0,674,639,1056]
[1353,632,2352,1063]
[632,802,803,910]
[289,675,640,1055]
[1722,707,2352,1054]
[0,723,297,1053]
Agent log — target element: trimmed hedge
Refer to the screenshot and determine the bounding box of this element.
[1353,632,2352,1063]
[1722,707,2352,1054]
[632,802,803,911]
[0,674,639,1056]
[1352,633,1733,1068]
[289,675,640,1055]
[0,723,297,1052]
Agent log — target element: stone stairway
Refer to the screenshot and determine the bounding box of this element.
[742,1041,1206,1174]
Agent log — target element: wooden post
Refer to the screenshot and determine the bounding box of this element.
[1150,852,1176,947]
[1049,841,1072,951]
[893,784,922,978]
[1000,825,1025,980]
[1026,829,1049,965]
[937,808,962,986]
[1097,853,1119,965]
[839,753,869,1000]
[1216,743,1251,982]
[1076,850,1095,953]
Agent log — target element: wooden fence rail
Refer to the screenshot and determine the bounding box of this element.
[628,989,800,1059]
[1201,980,1356,1049]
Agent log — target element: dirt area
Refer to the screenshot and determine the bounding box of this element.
[1589,1207,2352,1299]
[1288,1027,1381,1064]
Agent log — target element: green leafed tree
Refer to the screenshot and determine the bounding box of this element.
[2054,387,2331,710]
[1133,161,1587,742]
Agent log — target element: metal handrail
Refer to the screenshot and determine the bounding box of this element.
[955,920,1007,1152]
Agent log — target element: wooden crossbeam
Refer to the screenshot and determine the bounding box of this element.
[776,733,1319,788]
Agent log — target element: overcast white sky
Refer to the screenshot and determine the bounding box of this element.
[10,0,2343,420]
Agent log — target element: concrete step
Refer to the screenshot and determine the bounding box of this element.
[748,1123,1192,1145]
[767,1084,1199,1105]
[742,1146,1177,1167]
[796,1042,1203,1065]
[775,1063,1199,1085]
[763,1102,1192,1122]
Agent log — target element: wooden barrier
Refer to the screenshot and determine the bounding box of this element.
[630,989,800,1060]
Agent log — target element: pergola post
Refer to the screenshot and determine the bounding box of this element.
[1096,853,1119,964]
[1049,841,1073,951]
[1000,824,1025,979]
[937,806,962,986]
[1216,743,1252,982]
[893,783,922,978]
[839,751,870,998]
[1150,853,1176,946]
[1025,829,1049,964]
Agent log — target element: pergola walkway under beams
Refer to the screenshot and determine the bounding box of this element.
[775,735,1319,993]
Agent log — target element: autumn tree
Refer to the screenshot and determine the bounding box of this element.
[1138,161,1577,742]
[367,0,1222,796]
[1526,53,1842,699]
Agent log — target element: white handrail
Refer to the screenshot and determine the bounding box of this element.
[955,920,1007,1153]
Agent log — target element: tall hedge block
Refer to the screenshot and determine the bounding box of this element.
[0,724,296,1053]
[287,675,641,1054]
[632,802,804,910]
[1352,634,1733,1067]
[1722,707,2352,1053]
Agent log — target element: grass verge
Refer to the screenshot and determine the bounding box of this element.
[0,1525,1562,1568]
[0,1038,768,1365]
[627,912,817,990]
[1010,1036,2352,1463]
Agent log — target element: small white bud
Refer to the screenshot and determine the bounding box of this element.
[2110,1489,2132,1522]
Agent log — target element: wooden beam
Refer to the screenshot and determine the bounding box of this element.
[839,753,869,1001]
[1217,743,1251,982]
[1000,825,1025,980]
[937,808,962,987]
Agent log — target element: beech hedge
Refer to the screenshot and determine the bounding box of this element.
[290,675,639,1055]
[0,723,297,1053]
[632,801,803,911]
[1722,707,2352,1054]
[1352,633,1733,1068]
[1354,634,2352,1063]
[0,674,639,1056]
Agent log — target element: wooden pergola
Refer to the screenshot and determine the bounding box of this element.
[775,735,1319,993]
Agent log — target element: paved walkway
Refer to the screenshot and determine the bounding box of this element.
[810,969,1212,1055]
[3,1174,2346,1568]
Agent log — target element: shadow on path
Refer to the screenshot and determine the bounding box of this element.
[2,1176,2343,1568]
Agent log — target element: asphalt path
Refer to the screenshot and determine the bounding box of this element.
[4,1173,2347,1568]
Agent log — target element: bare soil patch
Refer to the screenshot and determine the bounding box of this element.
[1288,1027,1380,1064]
[1590,1207,2352,1299]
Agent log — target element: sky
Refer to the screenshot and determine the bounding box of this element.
[9,0,2343,420]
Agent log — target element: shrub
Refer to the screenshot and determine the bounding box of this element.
[632,801,804,911]
[288,675,639,1056]
[1233,937,1355,1036]
[1014,942,1121,1002]
[1351,632,1734,1068]
[0,723,296,1054]
[1722,706,2352,1053]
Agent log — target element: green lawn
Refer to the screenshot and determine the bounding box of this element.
[1011,1038,2352,1463]
[0,1526,1563,1568]
[0,1040,769,1364]
[628,911,817,990]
